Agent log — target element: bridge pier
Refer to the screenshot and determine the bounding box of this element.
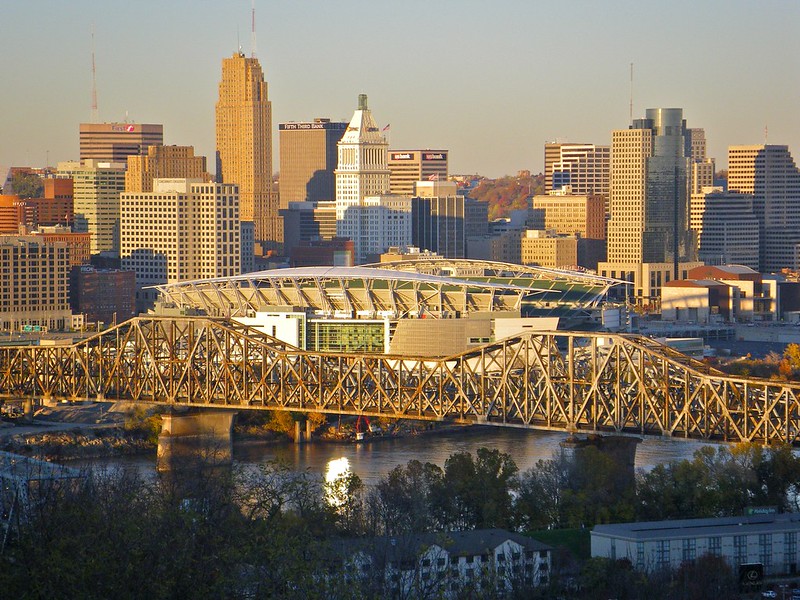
[560,434,641,487]
[156,411,234,471]
[292,419,314,444]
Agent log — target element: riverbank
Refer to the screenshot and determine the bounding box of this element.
[0,403,471,462]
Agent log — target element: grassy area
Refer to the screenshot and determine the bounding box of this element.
[527,528,591,560]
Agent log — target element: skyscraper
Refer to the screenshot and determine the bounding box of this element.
[279,118,347,208]
[544,143,610,198]
[335,94,391,216]
[388,150,449,196]
[411,181,465,258]
[335,95,411,263]
[58,159,126,256]
[728,145,800,272]
[121,178,240,310]
[598,109,701,304]
[215,52,278,250]
[79,123,163,163]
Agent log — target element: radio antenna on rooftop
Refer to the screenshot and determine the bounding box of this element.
[629,62,634,123]
[251,0,257,58]
[91,24,99,123]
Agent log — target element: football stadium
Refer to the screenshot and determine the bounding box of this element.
[154,259,624,357]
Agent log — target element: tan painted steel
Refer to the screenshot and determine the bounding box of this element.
[2,317,799,444]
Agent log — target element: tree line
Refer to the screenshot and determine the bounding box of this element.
[2,442,798,598]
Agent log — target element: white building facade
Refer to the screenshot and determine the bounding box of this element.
[592,513,800,576]
[335,94,411,263]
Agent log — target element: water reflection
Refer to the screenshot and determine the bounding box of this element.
[324,456,351,506]
[75,427,717,484]
[232,427,714,487]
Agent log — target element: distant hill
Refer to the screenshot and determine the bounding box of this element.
[467,174,545,220]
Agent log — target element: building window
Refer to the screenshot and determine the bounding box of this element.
[734,535,747,565]
[708,537,721,557]
[785,532,797,574]
[759,534,772,572]
[656,540,670,570]
[636,542,645,570]
[682,539,696,564]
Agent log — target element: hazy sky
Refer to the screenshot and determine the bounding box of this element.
[2,1,799,178]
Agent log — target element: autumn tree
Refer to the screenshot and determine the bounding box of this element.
[10,172,43,198]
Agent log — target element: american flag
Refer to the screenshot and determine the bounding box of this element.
[427,173,439,181]
[382,124,391,132]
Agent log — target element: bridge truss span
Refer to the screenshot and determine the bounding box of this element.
[2,317,800,445]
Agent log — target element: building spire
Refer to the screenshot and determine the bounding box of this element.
[358,94,368,110]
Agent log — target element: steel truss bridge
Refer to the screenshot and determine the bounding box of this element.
[2,316,800,445]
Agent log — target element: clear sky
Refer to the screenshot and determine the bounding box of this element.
[2,1,799,178]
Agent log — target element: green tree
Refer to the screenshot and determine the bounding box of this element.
[366,459,444,535]
[11,172,43,198]
[433,447,518,530]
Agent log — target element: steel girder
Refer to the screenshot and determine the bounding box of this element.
[2,317,800,445]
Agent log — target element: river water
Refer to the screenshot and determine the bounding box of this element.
[87,426,714,487]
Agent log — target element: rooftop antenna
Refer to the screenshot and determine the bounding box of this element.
[765,125,769,144]
[91,24,99,123]
[251,0,257,58]
[629,62,634,123]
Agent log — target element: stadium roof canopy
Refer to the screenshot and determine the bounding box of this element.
[154,261,622,320]
[367,259,623,316]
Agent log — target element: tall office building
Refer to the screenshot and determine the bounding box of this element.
[0,236,72,331]
[598,109,701,304]
[58,160,125,256]
[335,94,391,215]
[215,52,278,249]
[121,178,240,310]
[388,150,448,196]
[125,145,209,193]
[79,123,163,163]
[728,145,800,272]
[690,187,759,269]
[411,181,465,258]
[335,95,411,263]
[544,143,610,199]
[279,119,347,208]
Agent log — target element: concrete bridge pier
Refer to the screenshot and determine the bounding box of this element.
[157,411,235,471]
[560,434,641,487]
[293,419,314,444]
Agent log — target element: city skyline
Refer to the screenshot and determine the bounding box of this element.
[2,1,799,178]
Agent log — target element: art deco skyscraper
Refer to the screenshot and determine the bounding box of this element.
[215,52,279,250]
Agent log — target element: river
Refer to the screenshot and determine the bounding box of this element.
[84,426,714,486]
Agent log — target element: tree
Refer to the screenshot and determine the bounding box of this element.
[325,469,365,535]
[784,343,800,375]
[10,172,43,198]
[365,459,444,535]
[515,455,568,530]
[433,448,518,530]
